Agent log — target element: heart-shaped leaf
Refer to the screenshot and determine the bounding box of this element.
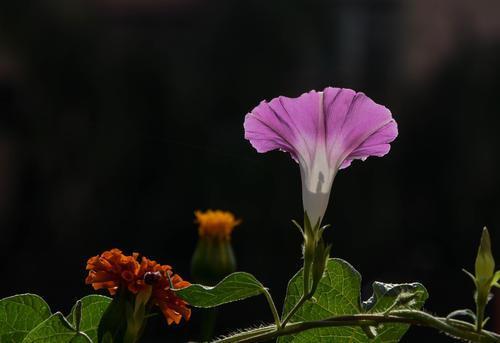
[68,295,112,342]
[279,258,428,343]
[0,294,52,342]
[21,313,91,343]
[175,272,265,308]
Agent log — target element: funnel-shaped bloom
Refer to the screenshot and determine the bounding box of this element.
[244,87,397,224]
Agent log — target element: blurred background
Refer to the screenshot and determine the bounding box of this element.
[1,0,500,342]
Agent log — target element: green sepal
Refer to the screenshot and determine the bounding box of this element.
[310,239,332,296]
[301,212,316,294]
[191,237,237,286]
[301,212,332,298]
[462,268,477,285]
[491,271,500,288]
[318,224,331,238]
[291,219,305,236]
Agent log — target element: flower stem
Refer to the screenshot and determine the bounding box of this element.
[476,295,486,332]
[200,308,218,341]
[261,288,281,329]
[392,310,499,342]
[280,292,311,327]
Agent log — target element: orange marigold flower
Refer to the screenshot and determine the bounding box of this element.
[194,209,241,240]
[85,248,191,325]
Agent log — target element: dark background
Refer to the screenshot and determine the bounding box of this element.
[1,0,500,342]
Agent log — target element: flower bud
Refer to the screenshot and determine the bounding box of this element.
[475,227,495,284]
[466,227,499,332]
[191,210,240,285]
[191,210,240,341]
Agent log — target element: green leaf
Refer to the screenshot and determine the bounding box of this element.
[21,313,91,343]
[0,294,52,342]
[97,292,129,343]
[72,301,83,332]
[67,295,112,342]
[363,281,427,313]
[279,258,428,343]
[175,272,265,308]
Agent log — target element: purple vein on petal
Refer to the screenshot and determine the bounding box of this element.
[243,86,398,224]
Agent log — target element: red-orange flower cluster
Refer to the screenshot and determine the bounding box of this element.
[86,248,191,325]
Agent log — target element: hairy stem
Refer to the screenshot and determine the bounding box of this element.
[392,310,499,342]
[213,325,275,343]
[213,311,500,343]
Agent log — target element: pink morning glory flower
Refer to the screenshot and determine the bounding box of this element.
[244,87,398,225]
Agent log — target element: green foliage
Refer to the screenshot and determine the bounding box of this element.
[363,281,427,314]
[68,295,112,342]
[0,294,51,342]
[21,313,91,343]
[278,258,428,343]
[175,272,265,308]
[0,294,111,343]
[97,291,130,343]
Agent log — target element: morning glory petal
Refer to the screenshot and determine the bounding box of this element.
[244,87,398,225]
